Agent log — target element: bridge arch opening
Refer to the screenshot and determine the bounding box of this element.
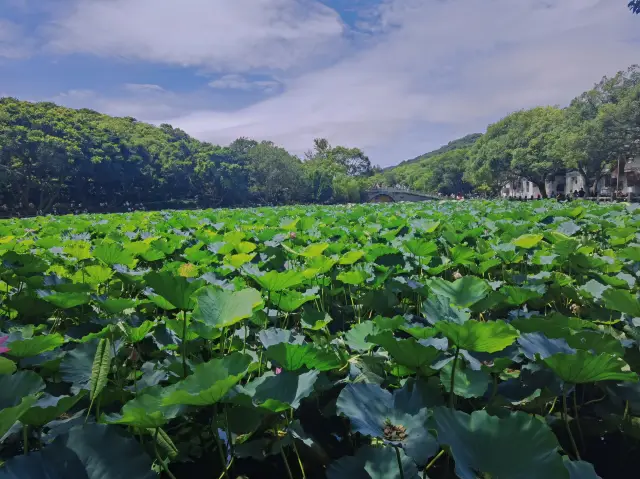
[370,194,395,203]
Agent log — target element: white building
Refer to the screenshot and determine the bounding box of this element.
[500,158,640,198]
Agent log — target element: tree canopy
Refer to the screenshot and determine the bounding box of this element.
[0,100,374,215]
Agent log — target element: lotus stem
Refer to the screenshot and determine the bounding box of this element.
[22,425,28,455]
[572,388,585,454]
[425,449,445,474]
[395,445,405,479]
[181,310,188,378]
[562,388,580,460]
[212,408,230,479]
[449,347,460,408]
[280,444,295,479]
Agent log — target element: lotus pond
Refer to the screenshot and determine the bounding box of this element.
[0,200,639,479]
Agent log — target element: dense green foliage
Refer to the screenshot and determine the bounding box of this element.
[0,99,375,215]
[0,200,638,478]
[378,66,640,197]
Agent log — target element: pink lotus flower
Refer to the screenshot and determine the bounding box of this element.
[275,367,282,375]
[0,336,10,355]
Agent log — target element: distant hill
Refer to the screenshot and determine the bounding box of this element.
[385,133,482,171]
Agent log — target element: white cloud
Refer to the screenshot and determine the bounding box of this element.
[123,83,165,92]
[38,0,640,166]
[163,0,640,164]
[208,74,280,92]
[0,18,32,58]
[46,0,345,72]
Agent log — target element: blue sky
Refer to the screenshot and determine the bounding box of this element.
[1,0,638,167]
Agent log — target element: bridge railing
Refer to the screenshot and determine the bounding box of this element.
[366,188,433,197]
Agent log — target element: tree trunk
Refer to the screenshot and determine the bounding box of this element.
[533,180,548,198]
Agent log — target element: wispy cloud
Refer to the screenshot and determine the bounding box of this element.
[208,75,280,92]
[4,0,639,166]
[45,0,346,72]
[0,18,33,59]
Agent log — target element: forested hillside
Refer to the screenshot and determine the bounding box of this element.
[0,100,376,215]
[377,65,640,197]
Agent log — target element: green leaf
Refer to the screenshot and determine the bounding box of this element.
[337,269,369,286]
[104,386,183,428]
[119,320,155,343]
[0,357,16,375]
[145,272,205,311]
[193,287,263,329]
[344,321,379,352]
[440,361,490,398]
[7,334,65,358]
[427,277,490,308]
[339,250,365,265]
[433,408,567,479]
[369,331,440,375]
[0,395,39,439]
[602,289,640,317]
[98,298,139,315]
[89,338,112,410]
[162,353,252,406]
[512,233,544,249]
[404,239,438,258]
[327,446,420,479]
[239,370,319,412]
[0,423,156,479]
[544,350,638,384]
[21,392,87,427]
[250,270,306,292]
[0,371,45,437]
[41,292,91,309]
[93,242,137,267]
[271,290,318,313]
[435,320,519,353]
[266,343,345,371]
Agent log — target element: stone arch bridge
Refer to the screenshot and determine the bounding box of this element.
[364,188,439,203]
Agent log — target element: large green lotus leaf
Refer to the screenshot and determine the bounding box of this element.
[21,392,86,427]
[602,289,640,317]
[98,298,138,315]
[266,343,345,371]
[517,333,576,360]
[421,293,470,325]
[440,361,490,398]
[7,334,64,358]
[544,351,638,384]
[327,445,419,479]
[104,386,183,428]
[40,292,90,309]
[162,353,252,406]
[250,270,306,292]
[192,287,263,329]
[144,272,204,310]
[301,308,333,330]
[0,371,44,437]
[271,290,318,313]
[337,269,370,286]
[336,383,438,467]
[403,239,438,258]
[93,242,137,268]
[0,371,45,409]
[339,250,365,265]
[344,321,379,352]
[119,320,155,343]
[511,314,596,338]
[435,320,518,353]
[499,285,542,306]
[433,408,567,479]
[240,370,319,411]
[565,331,624,356]
[369,331,440,376]
[512,233,544,249]
[563,458,599,479]
[0,357,16,374]
[427,277,490,308]
[60,340,98,394]
[0,423,156,479]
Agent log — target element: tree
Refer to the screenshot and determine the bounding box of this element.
[305,138,372,177]
[466,107,564,197]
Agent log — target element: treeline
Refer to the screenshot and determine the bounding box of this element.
[0,99,378,215]
[377,65,640,197]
